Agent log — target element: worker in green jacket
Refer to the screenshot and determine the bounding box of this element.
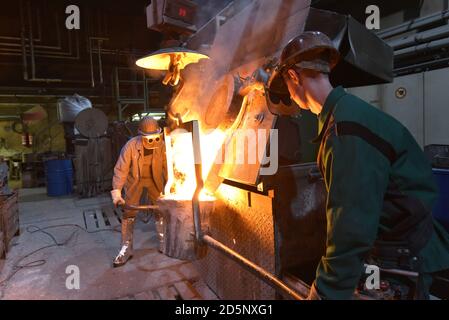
[268,31,449,300]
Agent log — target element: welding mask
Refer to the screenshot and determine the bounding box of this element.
[267,31,340,115]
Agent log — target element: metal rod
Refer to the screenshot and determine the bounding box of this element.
[202,235,304,300]
[122,204,159,211]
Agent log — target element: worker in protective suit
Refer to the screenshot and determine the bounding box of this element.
[111,116,167,267]
[268,31,449,299]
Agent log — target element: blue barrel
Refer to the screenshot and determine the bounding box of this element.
[45,159,73,197]
[433,168,449,232]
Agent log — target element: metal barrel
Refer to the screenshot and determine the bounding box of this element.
[45,159,73,196]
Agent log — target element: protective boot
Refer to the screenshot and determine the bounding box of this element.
[113,217,136,267]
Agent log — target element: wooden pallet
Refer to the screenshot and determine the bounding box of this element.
[83,206,122,231]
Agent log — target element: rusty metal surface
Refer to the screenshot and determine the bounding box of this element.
[195,183,276,300]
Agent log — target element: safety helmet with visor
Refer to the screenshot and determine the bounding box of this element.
[138,116,163,149]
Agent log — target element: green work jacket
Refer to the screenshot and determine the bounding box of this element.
[314,86,449,299]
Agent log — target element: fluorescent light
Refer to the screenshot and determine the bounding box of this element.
[131,112,165,122]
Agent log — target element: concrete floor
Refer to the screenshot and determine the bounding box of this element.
[0,188,217,300]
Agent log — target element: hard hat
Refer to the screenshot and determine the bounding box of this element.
[138,116,162,136]
[268,31,340,97]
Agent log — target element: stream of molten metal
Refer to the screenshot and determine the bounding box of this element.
[163,127,226,201]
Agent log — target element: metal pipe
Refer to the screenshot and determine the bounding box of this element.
[20,0,29,80]
[394,56,449,75]
[27,1,36,79]
[388,24,449,50]
[202,235,305,300]
[1,49,81,60]
[3,8,78,58]
[395,36,449,59]
[143,72,148,111]
[26,1,62,83]
[377,9,449,39]
[0,116,21,120]
[115,67,124,121]
[89,38,95,88]
[0,46,142,57]
[3,9,64,50]
[98,40,104,84]
[0,94,108,99]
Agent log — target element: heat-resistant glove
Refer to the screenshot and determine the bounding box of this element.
[111,189,125,208]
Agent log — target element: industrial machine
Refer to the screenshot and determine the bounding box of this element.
[137,0,395,300]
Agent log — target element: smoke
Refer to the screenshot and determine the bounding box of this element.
[171,0,311,129]
[195,0,234,28]
[167,0,311,186]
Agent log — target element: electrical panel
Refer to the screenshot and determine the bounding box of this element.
[146,0,197,35]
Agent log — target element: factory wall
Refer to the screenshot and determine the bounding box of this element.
[0,106,66,159]
[348,66,449,148]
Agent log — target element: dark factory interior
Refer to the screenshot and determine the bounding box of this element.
[0,0,449,303]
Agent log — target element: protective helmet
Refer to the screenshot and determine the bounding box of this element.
[138,116,162,136]
[268,31,340,98]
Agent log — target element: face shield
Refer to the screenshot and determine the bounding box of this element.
[142,133,163,150]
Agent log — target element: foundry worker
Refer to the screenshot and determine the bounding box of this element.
[111,116,167,267]
[268,31,449,299]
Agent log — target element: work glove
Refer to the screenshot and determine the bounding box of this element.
[111,189,125,208]
[307,283,322,300]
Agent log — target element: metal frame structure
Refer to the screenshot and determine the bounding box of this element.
[113,67,154,121]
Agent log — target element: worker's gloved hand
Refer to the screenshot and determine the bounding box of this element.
[111,189,125,208]
[307,283,322,300]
